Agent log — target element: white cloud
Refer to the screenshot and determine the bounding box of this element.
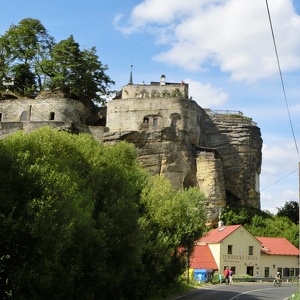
[117,0,300,82]
[186,78,228,107]
[260,138,299,213]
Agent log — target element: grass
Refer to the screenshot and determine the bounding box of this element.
[289,287,300,300]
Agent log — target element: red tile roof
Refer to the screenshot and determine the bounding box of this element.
[256,237,299,256]
[190,245,218,270]
[199,225,242,243]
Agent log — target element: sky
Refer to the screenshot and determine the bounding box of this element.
[1,0,299,214]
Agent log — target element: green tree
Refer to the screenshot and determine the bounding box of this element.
[0,18,54,93]
[42,35,114,105]
[139,176,207,291]
[246,215,299,248]
[0,19,114,104]
[0,127,147,299]
[276,201,299,224]
[221,206,251,225]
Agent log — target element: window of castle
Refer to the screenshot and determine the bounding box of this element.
[0,113,2,122]
[143,117,149,124]
[153,118,158,126]
[20,111,27,121]
[162,91,170,98]
[151,90,160,98]
[49,112,55,120]
[140,90,149,98]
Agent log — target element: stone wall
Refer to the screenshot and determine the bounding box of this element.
[0,92,97,125]
[106,97,207,146]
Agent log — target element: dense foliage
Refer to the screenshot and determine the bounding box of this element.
[0,18,114,104]
[277,201,299,224]
[221,204,299,248]
[0,127,207,299]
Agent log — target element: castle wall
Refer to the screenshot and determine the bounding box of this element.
[121,81,188,99]
[0,95,95,125]
[106,97,207,146]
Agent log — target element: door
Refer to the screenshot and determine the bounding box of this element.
[247,266,254,276]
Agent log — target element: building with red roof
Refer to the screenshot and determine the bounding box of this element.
[189,225,299,278]
[257,237,299,278]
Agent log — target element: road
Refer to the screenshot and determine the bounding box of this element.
[172,282,299,300]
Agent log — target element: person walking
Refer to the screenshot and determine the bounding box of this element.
[219,273,223,284]
[224,267,230,285]
[229,269,234,284]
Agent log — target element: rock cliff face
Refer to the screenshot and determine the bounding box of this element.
[103,110,262,225]
[203,111,262,210]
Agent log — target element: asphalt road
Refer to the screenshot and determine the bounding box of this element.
[172,282,299,300]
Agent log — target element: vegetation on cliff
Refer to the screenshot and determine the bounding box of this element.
[0,127,207,299]
[0,18,114,105]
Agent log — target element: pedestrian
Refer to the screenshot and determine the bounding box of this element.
[224,267,229,285]
[229,269,234,284]
[219,273,223,284]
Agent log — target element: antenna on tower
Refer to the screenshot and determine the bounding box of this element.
[128,65,133,85]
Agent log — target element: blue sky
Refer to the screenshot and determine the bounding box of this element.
[1,0,300,214]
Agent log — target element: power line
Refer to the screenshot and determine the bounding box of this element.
[261,169,297,191]
[265,0,300,160]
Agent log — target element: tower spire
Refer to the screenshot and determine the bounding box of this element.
[129,65,133,85]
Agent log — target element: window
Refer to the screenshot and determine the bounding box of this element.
[248,246,253,255]
[153,118,158,126]
[20,111,27,121]
[290,268,294,277]
[0,113,2,122]
[264,267,269,277]
[49,112,55,120]
[228,245,232,254]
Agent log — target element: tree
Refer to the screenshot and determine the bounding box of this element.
[276,201,299,224]
[0,19,114,104]
[43,35,114,105]
[246,216,299,248]
[221,206,251,225]
[0,18,54,93]
[0,127,147,299]
[139,176,207,291]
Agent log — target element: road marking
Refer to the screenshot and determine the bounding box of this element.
[228,287,285,300]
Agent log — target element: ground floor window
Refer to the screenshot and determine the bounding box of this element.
[264,267,269,277]
[283,268,290,277]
